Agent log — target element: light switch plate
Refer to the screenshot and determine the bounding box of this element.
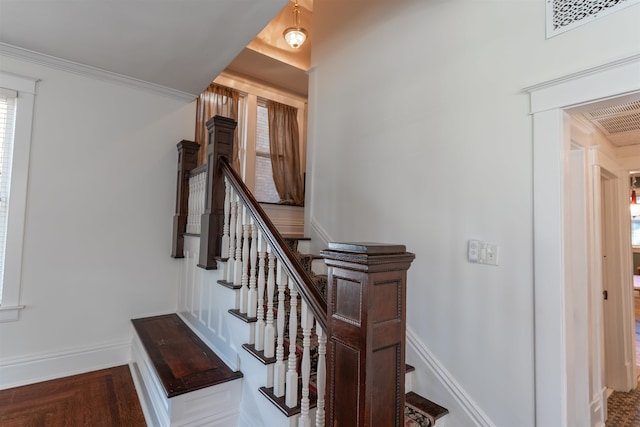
[468,240,499,266]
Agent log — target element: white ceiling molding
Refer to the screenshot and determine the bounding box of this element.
[0,43,197,101]
[546,0,640,38]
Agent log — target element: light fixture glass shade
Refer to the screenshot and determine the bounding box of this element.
[284,27,307,49]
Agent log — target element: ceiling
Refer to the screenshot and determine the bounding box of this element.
[222,0,311,97]
[6,0,632,139]
[0,0,292,96]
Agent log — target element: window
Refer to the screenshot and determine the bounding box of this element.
[633,220,640,247]
[254,102,280,203]
[0,72,37,322]
[0,90,16,300]
[213,75,306,206]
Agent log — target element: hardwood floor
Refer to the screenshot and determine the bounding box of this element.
[0,365,146,427]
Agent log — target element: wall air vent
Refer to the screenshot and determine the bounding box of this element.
[547,0,640,38]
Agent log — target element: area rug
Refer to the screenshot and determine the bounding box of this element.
[605,378,640,427]
[404,403,434,426]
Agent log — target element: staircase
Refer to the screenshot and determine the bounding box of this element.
[131,116,450,426]
[131,236,449,426]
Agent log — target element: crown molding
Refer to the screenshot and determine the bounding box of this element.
[0,43,196,101]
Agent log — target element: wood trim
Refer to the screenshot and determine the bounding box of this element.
[171,140,200,258]
[322,243,414,427]
[198,116,237,269]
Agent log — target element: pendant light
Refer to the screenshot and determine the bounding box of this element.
[283,1,307,49]
[631,176,640,217]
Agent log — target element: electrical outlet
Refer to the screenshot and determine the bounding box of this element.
[468,240,479,263]
[469,240,499,266]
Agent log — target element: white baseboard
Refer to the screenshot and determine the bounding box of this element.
[308,216,331,251]
[0,340,131,390]
[406,326,495,427]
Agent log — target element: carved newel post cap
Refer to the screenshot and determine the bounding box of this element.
[327,241,406,254]
[320,242,415,271]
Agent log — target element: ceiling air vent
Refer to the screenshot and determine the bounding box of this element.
[582,100,640,146]
[595,112,640,135]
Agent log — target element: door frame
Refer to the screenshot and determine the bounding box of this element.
[527,54,640,427]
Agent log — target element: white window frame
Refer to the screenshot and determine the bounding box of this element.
[254,99,280,204]
[213,72,307,199]
[0,71,37,322]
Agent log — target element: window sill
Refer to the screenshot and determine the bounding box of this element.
[0,305,25,322]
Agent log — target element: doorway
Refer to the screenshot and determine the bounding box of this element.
[528,54,640,427]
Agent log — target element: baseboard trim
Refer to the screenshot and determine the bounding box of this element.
[406,326,495,427]
[309,216,331,248]
[0,340,131,390]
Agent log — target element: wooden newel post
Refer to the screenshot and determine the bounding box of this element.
[320,242,415,427]
[198,115,237,269]
[171,140,200,258]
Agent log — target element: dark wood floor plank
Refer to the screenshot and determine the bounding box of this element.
[0,365,146,427]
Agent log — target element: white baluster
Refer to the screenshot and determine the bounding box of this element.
[233,198,244,286]
[221,177,230,259]
[247,219,258,319]
[196,172,204,233]
[285,277,299,407]
[191,173,201,234]
[298,301,313,427]
[186,176,194,234]
[239,209,250,314]
[226,199,237,284]
[316,324,326,427]
[254,229,267,351]
[273,262,287,397]
[193,174,199,234]
[264,248,276,359]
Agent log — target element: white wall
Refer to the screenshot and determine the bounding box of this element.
[0,54,195,387]
[307,1,640,426]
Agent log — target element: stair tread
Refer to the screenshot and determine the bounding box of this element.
[228,308,257,323]
[405,391,449,425]
[259,384,317,417]
[132,313,242,398]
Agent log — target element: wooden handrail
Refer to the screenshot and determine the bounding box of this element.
[219,157,328,331]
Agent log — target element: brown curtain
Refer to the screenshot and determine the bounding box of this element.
[194,83,240,170]
[267,100,304,206]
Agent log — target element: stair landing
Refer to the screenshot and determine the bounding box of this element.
[131,313,242,398]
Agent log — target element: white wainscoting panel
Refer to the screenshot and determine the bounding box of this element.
[178,236,240,371]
